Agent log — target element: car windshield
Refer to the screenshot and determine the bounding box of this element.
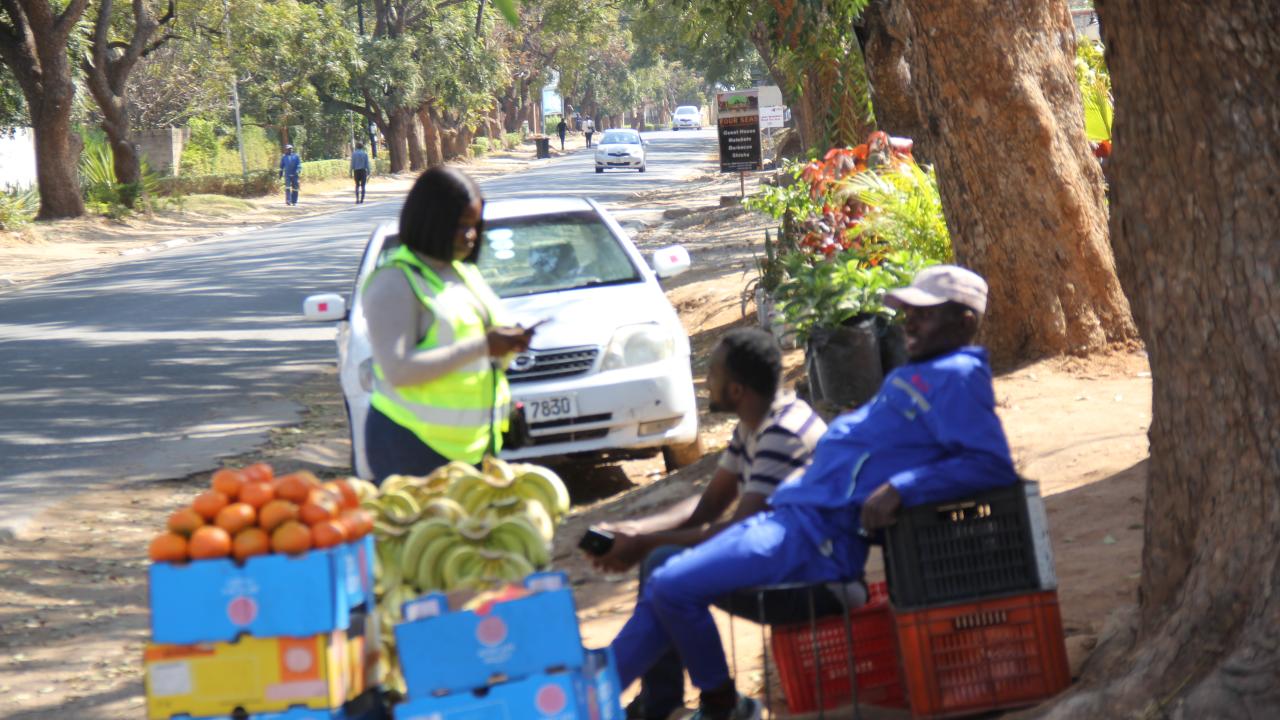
[477,211,641,298]
[600,131,639,145]
[675,107,698,115]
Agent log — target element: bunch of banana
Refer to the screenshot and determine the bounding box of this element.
[362,459,569,698]
[446,457,571,522]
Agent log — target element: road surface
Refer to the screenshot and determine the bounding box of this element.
[0,129,718,534]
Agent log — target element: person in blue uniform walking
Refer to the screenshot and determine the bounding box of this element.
[279,144,302,206]
[605,265,1020,720]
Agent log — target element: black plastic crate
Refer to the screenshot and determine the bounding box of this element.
[883,481,1055,609]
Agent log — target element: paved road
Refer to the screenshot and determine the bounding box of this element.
[0,129,717,533]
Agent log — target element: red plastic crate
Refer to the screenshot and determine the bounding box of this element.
[770,581,908,714]
[895,589,1070,718]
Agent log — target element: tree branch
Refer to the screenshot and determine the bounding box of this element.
[53,0,91,42]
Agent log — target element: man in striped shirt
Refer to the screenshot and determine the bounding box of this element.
[591,328,828,720]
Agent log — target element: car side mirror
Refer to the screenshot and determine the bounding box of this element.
[652,245,691,279]
[303,293,348,321]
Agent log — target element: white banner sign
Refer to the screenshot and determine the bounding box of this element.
[759,106,787,129]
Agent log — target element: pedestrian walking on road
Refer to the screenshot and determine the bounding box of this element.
[556,118,567,151]
[584,118,595,148]
[350,141,371,204]
[360,167,540,482]
[279,144,302,206]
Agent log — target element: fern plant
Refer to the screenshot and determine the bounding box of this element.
[841,162,952,263]
[0,186,39,230]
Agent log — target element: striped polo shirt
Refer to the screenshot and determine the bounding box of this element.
[718,391,827,496]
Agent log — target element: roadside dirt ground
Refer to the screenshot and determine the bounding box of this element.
[0,161,1152,719]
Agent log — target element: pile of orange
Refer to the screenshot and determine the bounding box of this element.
[149,463,374,564]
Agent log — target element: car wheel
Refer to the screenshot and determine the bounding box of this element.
[672,126,678,131]
[595,167,604,174]
[662,436,704,472]
[639,164,646,173]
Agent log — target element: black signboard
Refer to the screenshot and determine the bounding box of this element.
[718,114,761,173]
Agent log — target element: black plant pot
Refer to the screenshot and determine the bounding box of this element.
[806,316,884,409]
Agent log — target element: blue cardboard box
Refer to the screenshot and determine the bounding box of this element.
[393,647,621,720]
[150,535,374,644]
[394,672,581,720]
[395,572,584,697]
[579,648,623,720]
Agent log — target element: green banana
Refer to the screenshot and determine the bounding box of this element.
[400,518,458,587]
[489,516,550,567]
[380,490,423,525]
[416,532,462,591]
[440,544,483,589]
[511,465,571,517]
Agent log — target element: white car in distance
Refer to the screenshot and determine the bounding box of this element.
[595,129,647,173]
[672,106,702,130]
[303,197,699,480]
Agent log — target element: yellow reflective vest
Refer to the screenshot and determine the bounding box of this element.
[368,246,511,463]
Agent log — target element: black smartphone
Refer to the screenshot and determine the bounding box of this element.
[578,527,615,556]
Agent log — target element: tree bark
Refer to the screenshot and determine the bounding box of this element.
[1040,2,1280,716]
[405,110,426,172]
[419,104,443,168]
[0,0,91,219]
[384,110,409,173]
[860,0,932,161]
[897,0,1136,364]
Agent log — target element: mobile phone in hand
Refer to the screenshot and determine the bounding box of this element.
[578,527,615,556]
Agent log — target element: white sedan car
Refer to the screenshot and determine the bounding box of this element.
[594,129,647,173]
[303,197,699,480]
[672,106,702,130]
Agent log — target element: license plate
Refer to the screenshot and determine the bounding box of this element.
[523,394,578,422]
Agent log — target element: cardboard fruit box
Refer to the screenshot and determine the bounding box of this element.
[144,630,362,720]
[394,572,585,697]
[394,649,622,720]
[149,535,374,644]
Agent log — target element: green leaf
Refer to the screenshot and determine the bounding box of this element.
[493,0,520,26]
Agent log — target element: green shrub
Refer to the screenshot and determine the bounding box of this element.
[502,132,522,150]
[155,170,278,198]
[470,137,490,158]
[78,129,164,217]
[374,157,390,174]
[299,159,349,181]
[0,186,38,230]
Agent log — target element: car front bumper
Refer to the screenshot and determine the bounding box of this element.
[596,155,644,168]
[502,355,698,460]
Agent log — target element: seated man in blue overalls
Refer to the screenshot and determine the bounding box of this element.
[608,265,1019,720]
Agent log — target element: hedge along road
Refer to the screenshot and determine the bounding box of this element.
[0,129,717,536]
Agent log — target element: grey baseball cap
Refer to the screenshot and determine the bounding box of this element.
[886,265,989,315]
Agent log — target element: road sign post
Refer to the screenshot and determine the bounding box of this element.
[717,89,762,176]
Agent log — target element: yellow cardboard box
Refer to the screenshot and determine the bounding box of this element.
[144,631,356,719]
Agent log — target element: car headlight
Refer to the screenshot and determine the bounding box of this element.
[601,323,675,371]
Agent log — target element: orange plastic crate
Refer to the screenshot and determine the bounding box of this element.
[894,589,1070,718]
[770,582,908,714]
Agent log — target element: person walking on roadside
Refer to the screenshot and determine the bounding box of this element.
[279,144,302,206]
[584,118,595,148]
[360,167,540,482]
[556,117,568,151]
[350,141,371,204]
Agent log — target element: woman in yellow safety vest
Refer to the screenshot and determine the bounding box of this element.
[362,167,535,482]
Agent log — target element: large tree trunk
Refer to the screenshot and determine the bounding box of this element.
[0,0,90,219]
[405,110,426,172]
[897,0,1136,363]
[28,97,86,219]
[860,0,932,161]
[419,105,443,167]
[384,110,410,173]
[1042,2,1280,716]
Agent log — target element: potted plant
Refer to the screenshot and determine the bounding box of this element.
[775,251,929,407]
